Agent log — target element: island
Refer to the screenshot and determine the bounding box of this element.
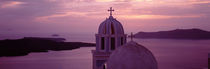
[133,28,210,40]
[0,37,95,57]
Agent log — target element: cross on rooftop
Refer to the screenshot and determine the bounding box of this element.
[108,7,114,16]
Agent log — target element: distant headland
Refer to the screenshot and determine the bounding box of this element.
[133,28,210,40]
[0,37,95,57]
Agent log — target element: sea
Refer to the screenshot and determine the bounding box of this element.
[0,33,210,69]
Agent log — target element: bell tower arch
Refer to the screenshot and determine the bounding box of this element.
[92,7,127,69]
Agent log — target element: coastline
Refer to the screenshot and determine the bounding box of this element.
[0,37,95,57]
[133,28,210,40]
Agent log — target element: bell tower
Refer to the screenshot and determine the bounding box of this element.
[92,7,127,69]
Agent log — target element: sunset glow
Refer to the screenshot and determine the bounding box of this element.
[95,0,114,2]
[0,0,210,34]
[0,1,210,69]
[119,14,203,19]
[0,1,25,8]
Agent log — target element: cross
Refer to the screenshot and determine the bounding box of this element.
[108,7,114,16]
[131,32,134,41]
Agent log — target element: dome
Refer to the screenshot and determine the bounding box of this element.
[107,41,158,69]
[98,16,124,34]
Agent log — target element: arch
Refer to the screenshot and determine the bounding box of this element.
[121,37,124,45]
[103,62,107,69]
[111,23,115,34]
[103,24,106,34]
[101,37,105,50]
[111,37,115,50]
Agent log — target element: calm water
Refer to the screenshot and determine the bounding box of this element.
[0,34,210,69]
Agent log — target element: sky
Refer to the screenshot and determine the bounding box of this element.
[0,0,210,35]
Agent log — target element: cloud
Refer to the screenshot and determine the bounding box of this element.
[35,11,87,22]
[95,0,114,2]
[0,1,26,8]
[119,14,204,19]
[0,0,210,33]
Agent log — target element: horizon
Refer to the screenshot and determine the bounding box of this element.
[0,0,210,35]
[0,0,210,68]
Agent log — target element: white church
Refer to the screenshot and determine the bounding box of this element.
[91,7,158,69]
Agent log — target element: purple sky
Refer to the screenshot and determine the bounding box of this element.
[0,0,210,35]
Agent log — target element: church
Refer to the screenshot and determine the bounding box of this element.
[91,7,158,69]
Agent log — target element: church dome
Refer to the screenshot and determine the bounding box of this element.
[107,41,158,69]
[98,16,124,34]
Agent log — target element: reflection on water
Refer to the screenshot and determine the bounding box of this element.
[0,47,94,69]
[0,39,210,69]
[135,39,210,69]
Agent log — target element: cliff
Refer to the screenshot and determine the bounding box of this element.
[134,28,210,39]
